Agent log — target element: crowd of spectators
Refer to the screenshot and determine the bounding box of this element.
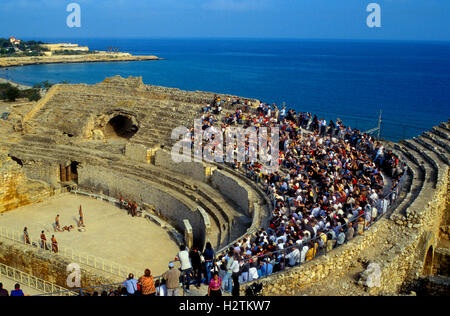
[14,97,408,297]
[182,98,407,290]
[117,97,404,296]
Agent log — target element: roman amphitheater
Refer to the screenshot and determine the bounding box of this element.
[0,76,448,296]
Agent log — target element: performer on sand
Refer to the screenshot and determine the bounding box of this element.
[51,235,58,253]
[23,227,30,244]
[132,202,138,217]
[78,205,85,227]
[40,231,48,250]
[55,214,61,232]
[62,225,75,232]
[119,195,124,209]
[127,201,132,215]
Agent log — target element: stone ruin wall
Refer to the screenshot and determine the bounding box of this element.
[210,168,253,217]
[77,163,206,244]
[153,149,210,182]
[0,238,119,290]
[0,154,57,213]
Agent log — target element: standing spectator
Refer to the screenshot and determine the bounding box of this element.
[155,279,167,296]
[203,242,215,284]
[218,257,227,281]
[0,283,9,296]
[248,259,259,282]
[10,284,24,296]
[23,227,30,245]
[230,254,241,296]
[162,262,181,296]
[208,272,223,297]
[138,269,156,296]
[189,246,202,288]
[123,273,139,296]
[374,145,384,166]
[175,245,192,293]
[223,252,234,293]
[239,258,250,284]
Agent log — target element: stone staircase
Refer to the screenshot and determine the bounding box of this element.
[22,79,256,150]
[389,143,426,218]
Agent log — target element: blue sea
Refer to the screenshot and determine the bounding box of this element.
[1,38,449,141]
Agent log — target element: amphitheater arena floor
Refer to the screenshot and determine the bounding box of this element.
[0,193,180,276]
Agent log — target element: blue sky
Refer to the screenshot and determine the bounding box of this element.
[0,0,449,41]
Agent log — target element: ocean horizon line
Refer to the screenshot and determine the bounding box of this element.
[6,36,450,44]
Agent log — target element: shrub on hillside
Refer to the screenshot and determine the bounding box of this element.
[4,86,20,102]
[21,88,41,101]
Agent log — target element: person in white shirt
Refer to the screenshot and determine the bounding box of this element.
[249,265,259,281]
[230,255,241,296]
[286,247,300,267]
[175,245,192,293]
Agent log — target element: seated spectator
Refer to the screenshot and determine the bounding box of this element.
[337,228,346,246]
[346,223,355,241]
[326,232,336,252]
[286,247,300,267]
[305,242,318,261]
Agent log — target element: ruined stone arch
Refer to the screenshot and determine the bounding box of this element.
[420,231,438,276]
[88,110,140,140]
[423,245,434,276]
[9,155,23,167]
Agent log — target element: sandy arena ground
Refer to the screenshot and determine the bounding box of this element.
[0,194,180,276]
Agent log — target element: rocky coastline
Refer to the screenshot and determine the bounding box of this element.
[0,52,161,68]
